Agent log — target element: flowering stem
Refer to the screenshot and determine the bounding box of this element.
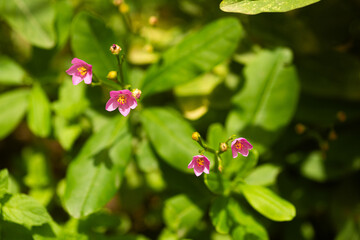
[116,54,126,88]
[92,73,102,85]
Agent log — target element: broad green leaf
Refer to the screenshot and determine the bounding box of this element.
[228,198,269,240]
[53,80,89,120]
[27,83,51,137]
[53,116,82,150]
[230,48,299,132]
[234,150,259,179]
[136,138,159,173]
[2,194,51,227]
[71,12,120,88]
[64,117,131,218]
[0,169,9,197]
[140,108,198,173]
[245,164,281,186]
[55,0,73,49]
[204,171,231,195]
[163,194,204,236]
[209,196,233,234]
[0,56,26,85]
[220,0,320,14]
[2,221,33,240]
[0,0,56,48]
[301,151,327,182]
[241,184,296,221]
[141,17,243,97]
[23,148,51,188]
[0,89,30,139]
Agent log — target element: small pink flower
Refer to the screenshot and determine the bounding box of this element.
[105,90,137,116]
[231,138,253,158]
[188,155,210,177]
[66,58,93,85]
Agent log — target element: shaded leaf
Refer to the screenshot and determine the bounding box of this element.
[0,56,27,85]
[0,168,9,197]
[141,108,198,173]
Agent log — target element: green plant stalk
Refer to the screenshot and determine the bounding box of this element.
[116,54,126,88]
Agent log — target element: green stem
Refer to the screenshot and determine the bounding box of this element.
[116,54,126,88]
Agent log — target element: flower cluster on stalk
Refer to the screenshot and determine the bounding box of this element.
[65,44,141,117]
[188,132,253,177]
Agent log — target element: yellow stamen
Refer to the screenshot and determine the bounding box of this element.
[197,158,204,166]
[117,95,127,105]
[235,141,243,150]
[77,66,87,76]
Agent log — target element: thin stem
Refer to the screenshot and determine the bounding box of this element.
[116,54,126,88]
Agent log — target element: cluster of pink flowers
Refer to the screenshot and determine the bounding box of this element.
[188,138,253,177]
[66,58,140,117]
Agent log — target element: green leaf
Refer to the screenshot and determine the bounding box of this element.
[0,56,26,85]
[230,48,299,132]
[136,138,159,173]
[27,83,51,137]
[64,117,131,218]
[140,108,198,173]
[0,89,30,140]
[53,116,82,150]
[220,0,320,15]
[71,12,120,88]
[241,184,296,221]
[141,17,243,97]
[245,164,281,186]
[235,150,259,179]
[53,80,89,120]
[2,194,51,227]
[55,0,73,49]
[22,148,51,188]
[227,198,269,240]
[204,171,231,195]
[163,194,204,236]
[209,196,233,234]
[0,169,9,197]
[0,0,56,48]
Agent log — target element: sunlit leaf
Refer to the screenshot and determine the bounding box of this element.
[241,184,296,221]
[220,0,320,14]
[2,194,51,227]
[0,56,27,85]
[0,0,56,48]
[0,89,30,140]
[0,169,9,197]
[27,83,51,137]
[141,17,243,97]
[245,164,281,186]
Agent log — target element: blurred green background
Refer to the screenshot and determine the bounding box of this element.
[0,0,360,239]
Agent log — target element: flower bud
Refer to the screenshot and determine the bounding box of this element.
[113,0,123,6]
[107,71,117,79]
[328,130,337,141]
[192,132,201,141]
[110,44,122,55]
[220,142,227,152]
[149,16,158,26]
[295,123,306,135]
[337,111,346,122]
[119,3,129,13]
[132,89,142,99]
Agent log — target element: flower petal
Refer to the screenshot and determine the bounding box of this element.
[128,97,137,109]
[119,105,130,116]
[231,145,238,158]
[66,65,79,75]
[188,159,195,169]
[110,91,121,98]
[83,72,92,84]
[72,75,83,85]
[239,147,249,157]
[71,58,87,65]
[105,98,118,111]
[194,165,204,177]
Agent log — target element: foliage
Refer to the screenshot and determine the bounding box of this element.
[0,0,359,239]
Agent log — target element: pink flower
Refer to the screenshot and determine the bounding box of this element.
[65,58,93,85]
[231,138,253,158]
[188,155,210,177]
[105,90,137,116]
